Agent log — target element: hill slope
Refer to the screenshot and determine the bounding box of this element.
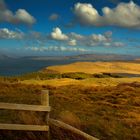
[46,61,140,74]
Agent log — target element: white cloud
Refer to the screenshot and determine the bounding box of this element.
[69,32,84,40]
[74,32,112,46]
[59,46,86,52]
[49,13,59,21]
[103,42,111,46]
[73,1,140,28]
[68,39,77,46]
[0,0,36,25]
[90,34,108,42]
[67,31,113,47]
[73,3,100,26]
[66,30,125,48]
[51,27,68,40]
[14,9,36,25]
[113,42,124,47]
[0,28,24,39]
[0,26,123,49]
[27,46,87,52]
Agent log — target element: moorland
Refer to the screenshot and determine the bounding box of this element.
[0,61,140,140]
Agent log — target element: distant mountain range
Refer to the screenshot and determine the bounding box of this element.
[25,54,138,61]
[0,53,139,76]
[0,54,12,60]
[67,54,137,61]
[0,53,139,61]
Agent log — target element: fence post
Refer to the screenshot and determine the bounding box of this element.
[41,90,49,106]
[41,90,50,140]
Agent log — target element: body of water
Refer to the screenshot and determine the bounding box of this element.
[0,58,76,76]
[1,58,140,77]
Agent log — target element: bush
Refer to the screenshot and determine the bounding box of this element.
[62,72,91,80]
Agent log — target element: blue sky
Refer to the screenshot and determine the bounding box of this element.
[0,0,140,56]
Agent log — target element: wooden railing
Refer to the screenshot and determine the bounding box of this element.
[0,90,50,133]
[0,89,99,140]
[50,119,99,140]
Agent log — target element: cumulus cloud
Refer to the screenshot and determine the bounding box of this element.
[14,9,36,25]
[49,13,59,21]
[67,31,113,47]
[69,32,84,40]
[73,1,140,28]
[51,27,68,40]
[0,28,24,39]
[68,39,77,46]
[49,28,118,48]
[1,26,123,49]
[66,30,125,48]
[73,3,100,26]
[90,34,109,42]
[0,0,36,25]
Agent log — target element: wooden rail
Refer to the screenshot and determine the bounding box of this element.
[0,124,49,131]
[0,90,50,134]
[0,102,51,112]
[50,119,99,140]
[0,90,99,140]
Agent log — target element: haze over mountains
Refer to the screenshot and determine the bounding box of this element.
[1,53,138,61]
[0,54,11,60]
[0,53,139,76]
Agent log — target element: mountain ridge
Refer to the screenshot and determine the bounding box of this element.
[22,53,138,61]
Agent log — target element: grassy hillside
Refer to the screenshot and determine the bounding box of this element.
[1,61,140,140]
[21,77,140,87]
[46,61,140,74]
[0,81,140,140]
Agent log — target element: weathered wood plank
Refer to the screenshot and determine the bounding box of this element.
[41,90,50,140]
[41,90,49,106]
[50,119,99,140]
[0,102,50,112]
[0,123,49,131]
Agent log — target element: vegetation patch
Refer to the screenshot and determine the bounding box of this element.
[0,80,140,140]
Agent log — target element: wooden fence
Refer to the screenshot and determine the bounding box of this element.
[50,119,99,140]
[0,89,99,140]
[0,90,50,133]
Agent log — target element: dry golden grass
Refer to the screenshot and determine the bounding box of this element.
[21,77,140,87]
[46,61,140,74]
[1,61,140,139]
[21,78,80,86]
[21,61,140,87]
[58,111,81,129]
[0,81,140,139]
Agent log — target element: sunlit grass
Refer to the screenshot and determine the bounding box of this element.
[21,77,140,87]
[46,61,140,74]
[1,61,140,139]
[1,82,140,139]
[21,78,80,86]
